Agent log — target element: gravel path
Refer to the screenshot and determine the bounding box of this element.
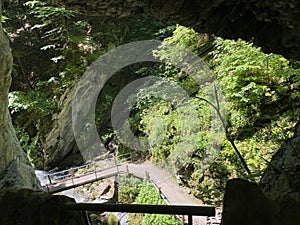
[125,161,211,225]
[43,160,221,225]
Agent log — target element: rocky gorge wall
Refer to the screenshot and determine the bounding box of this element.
[0,1,40,190]
[53,0,300,60]
[1,0,300,214]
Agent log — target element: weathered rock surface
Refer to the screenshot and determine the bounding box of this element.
[43,86,83,169]
[0,188,85,225]
[0,2,40,190]
[222,179,300,225]
[53,0,300,60]
[260,123,300,201]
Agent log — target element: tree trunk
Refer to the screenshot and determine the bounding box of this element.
[0,1,40,190]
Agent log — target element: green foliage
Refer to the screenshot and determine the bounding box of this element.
[127,214,143,225]
[124,25,300,205]
[210,38,300,139]
[15,128,44,168]
[123,14,166,42]
[131,182,181,225]
[118,176,143,204]
[135,183,165,205]
[107,213,119,225]
[1,15,8,23]
[118,176,180,225]
[8,82,56,115]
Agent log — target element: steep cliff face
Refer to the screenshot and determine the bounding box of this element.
[54,0,300,60]
[42,86,81,169]
[0,2,40,190]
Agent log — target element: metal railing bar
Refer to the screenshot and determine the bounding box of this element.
[65,203,215,217]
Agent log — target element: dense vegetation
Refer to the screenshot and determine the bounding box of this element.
[3,0,300,206]
[133,26,300,203]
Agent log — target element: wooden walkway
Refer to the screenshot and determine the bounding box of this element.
[42,160,219,225]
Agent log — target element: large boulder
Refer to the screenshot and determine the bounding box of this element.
[0,188,85,225]
[260,123,300,201]
[222,179,300,225]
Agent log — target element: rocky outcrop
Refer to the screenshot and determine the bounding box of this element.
[0,188,85,225]
[222,179,300,225]
[222,124,300,225]
[43,86,83,169]
[53,0,300,60]
[260,123,300,201]
[0,1,40,190]
[0,1,14,173]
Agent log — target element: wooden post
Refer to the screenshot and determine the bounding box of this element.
[188,215,193,225]
[158,187,162,196]
[70,168,75,177]
[70,168,75,186]
[47,174,52,184]
[114,155,117,166]
[145,171,150,181]
[94,161,97,179]
[126,164,129,174]
[82,211,90,225]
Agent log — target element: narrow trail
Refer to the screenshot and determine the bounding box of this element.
[127,161,202,206]
[43,159,219,225]
[126,161,209,225]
